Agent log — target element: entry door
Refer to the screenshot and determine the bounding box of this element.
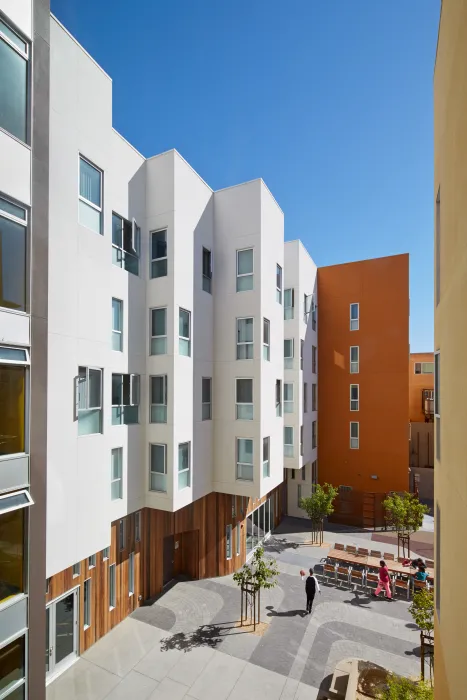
[163,535,174,585]
[46,589,79,679]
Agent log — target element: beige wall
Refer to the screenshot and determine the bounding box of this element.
[434,1,467,698]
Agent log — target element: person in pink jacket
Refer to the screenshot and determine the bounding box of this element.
[372,560,393,600]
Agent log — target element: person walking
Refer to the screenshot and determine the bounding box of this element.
[305,567,320,613]
[372,560,393,600]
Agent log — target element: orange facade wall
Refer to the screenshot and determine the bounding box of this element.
[409,352,434,422]
[317,253,409,494]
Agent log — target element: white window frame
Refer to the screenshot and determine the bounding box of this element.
[275,379,282,417]
[202,246,212,293]
[178,441,191,490]
[263,436,270,477]
[128,551,135,596]
[311,298,316,330]
[111,447,123,500]
[276,264,282,303]
[414,361,434,375]
[112,373,140,425]
[226,524,232,560]
[72,562,80,578]
[84,578,91,629]
[284,338,294,369]
[236,317,254,360]
[284,382,294,413]
[179,308,191,356]
[79,155,102,234]
[135,511,141,542]
[150,307,167,355]
[236,522,241,556]
[76,366,103,435]
[112,212,140,274]
[112,298,123,352]
[150,228,168,279]
[236,437,254,481]
[0,19,29,144]
[236,248,254,292]
[202,377,212,421]
[149,443,167,493]
[102,547,110,561]
[350,303,359,331]
[88,554,96,570]
[150,375,168,424]
[109,563,116,610]
[263,318,270,361]
[0,198,28,313]
[0,489,33,515]
[350,384,359,411]
[350,421,359,449]
[119,519,126,551]
[284,426,294,457]
[236,378,253,420]
[350,346,359,374]
[284,288,294,320]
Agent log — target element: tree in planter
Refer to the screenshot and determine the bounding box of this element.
[409,588,435,684]
[299,483,339,545]
[233,546,279,629]
[382,492,429,558]
[377,674,433,700]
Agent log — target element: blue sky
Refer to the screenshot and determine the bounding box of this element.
[51,0,440,351]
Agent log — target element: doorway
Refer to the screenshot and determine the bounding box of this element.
[46,588,79,681]
[163,535,174,586]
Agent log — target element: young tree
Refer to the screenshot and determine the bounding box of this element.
[233,546,279,626]
[299,483,339,544]
[377,674,433,700]
[382,492,429,557]
[409,589,435,683]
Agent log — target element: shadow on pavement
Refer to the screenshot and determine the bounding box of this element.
[265,605,307,618]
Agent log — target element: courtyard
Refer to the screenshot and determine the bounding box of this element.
[47,518,432,700]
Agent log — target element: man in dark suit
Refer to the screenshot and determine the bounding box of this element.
[305,567,321,614]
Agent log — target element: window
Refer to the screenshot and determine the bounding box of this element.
[312,460,318,487]
[435,502,440,620]
[84,579,91,628]
[435,351,440,461]
[102,547,110,561]
[0,635,26,698]
[284,427,293,457]
[79,157,102,235]
[236,248,253,291]
[284,339,294,369]
[303,294,310,324]
[0,197,27,312]
[202,378,212,420]
[112,299,123,351]
[112,213,140,275]
[119,519,125,551]
[179,309,191,356]
[297,484,302,508]
[128,552,135,596]
[135,511,141,542]
[236,438,253,481]
[350,346,359,374]
[150,229,167,278]
[291,469,295,480]
[301,340,304,370]
[350,422,359,449]
[236,523,241,556]
[0,356,26,456]
[246,499,272,555]
[311,298,316,331]
[312,421,317,449]
[150,375,167,423]
[284,288,294,320]
[312,346,317,374]
[436,188,440,307]
[284,383,294,413]
[226,524,232,560]
[77,367,102,436]
[339,485,352,493]
[0,19,28,142]
[111,448,123,500]
[150,308,167,355]
[300,425,304,456]
[350,384,359,411]
[88,554,96,569]
[178,442,191,489]
[301,465,306,481]
[263,319,270,361]
[72,562,80,578]
[112,374,140,425]
[276,264,282,303]
[202,247,212,293]
[0,503,26,604]
[237,317,253,359]
[109,564,116,609]
[232,495,236,518]
[236,378,253,420]
[414,362,434,374]
[263,437,270,477]
[275,379,282,417]
[350,303,359,331]
[312,383,317,411]
[150,444,167,493]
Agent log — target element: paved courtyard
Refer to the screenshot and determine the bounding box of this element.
[47,518,431,700]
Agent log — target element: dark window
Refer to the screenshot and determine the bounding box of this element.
[202,248,212,293]
[0,20,28,142]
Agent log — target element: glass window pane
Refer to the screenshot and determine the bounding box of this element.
[0,508,24,604]
[0,365,25,455]
[284,289,292,307]
[178,470,190,489]
[80,158,101,206]
[112,374,122,405]
[284,383,293,401]
[284,427,293,444]
[79,199,101,234]
[151,259,167,278]
[237,318,253,342]
[238,438,253,464]
[263,319,269,344]
[151,445,166,474]
[0,37,27,142]
[236,274,253,292]
[112,299,122,331]
[0,198,26,221]
[237,379,252,403]
[179,310,190,338]
[0,634,25,694]
[111,448,121,480]
[0,216,26,311]
[0,348,27,363]
[151,337,167,355]
[178,443,189,471]
[246,515,253,554]
[151,230,167,260]
[0,21,27,52]
[152,308,166,336]
[237,249,253,275]
[151,376,165,404]
[202,378,211,403]
[112,214,122,246]
[276,264,282,288]
[351,304,358,319]
[88,369,101,408]
[78,409,101,435]
[284,340,293,357]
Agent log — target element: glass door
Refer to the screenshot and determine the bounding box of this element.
[46,589,78,680]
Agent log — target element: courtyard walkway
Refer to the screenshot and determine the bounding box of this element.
[47,518,430,700]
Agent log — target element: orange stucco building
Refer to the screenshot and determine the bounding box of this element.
[317,254,409,507]
[409,352,434,423]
